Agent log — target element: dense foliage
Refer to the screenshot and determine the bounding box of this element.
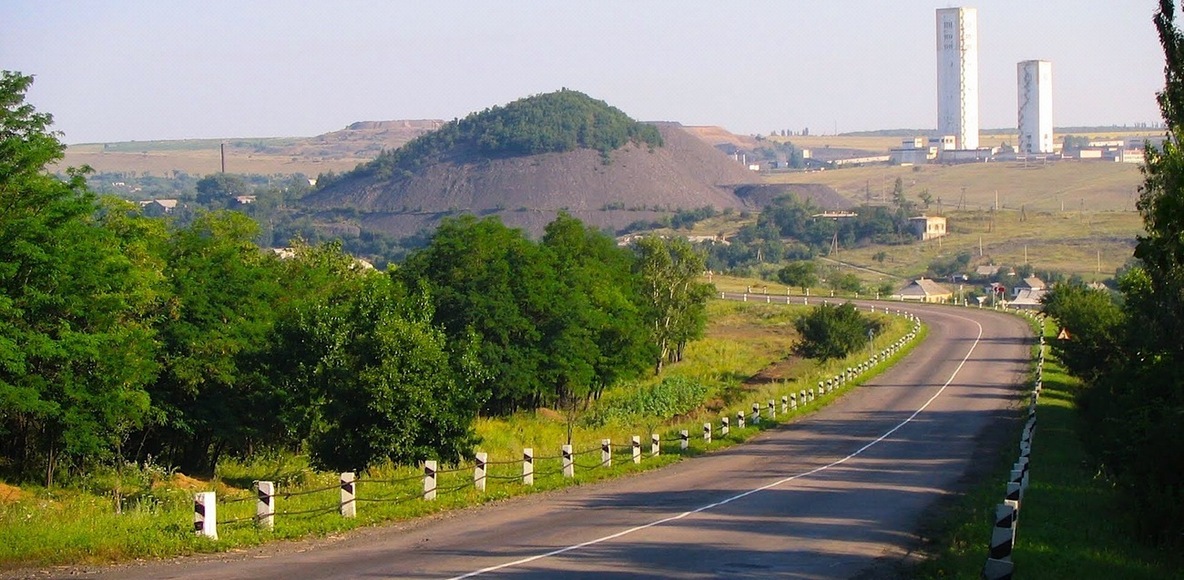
[701,194,915,273]
[335,88,664,184]
[1040,1,1184,545]
[0,74,710,481]
[793,303,881,361]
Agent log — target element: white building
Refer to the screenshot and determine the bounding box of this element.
[1017,60,1053,154]
[937,7,980,151]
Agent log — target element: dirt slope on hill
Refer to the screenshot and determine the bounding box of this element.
[305,123,761,237]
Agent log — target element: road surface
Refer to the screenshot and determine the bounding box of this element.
[70,302,1031,579]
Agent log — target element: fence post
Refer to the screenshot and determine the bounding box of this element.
[768,399,775,420]
[799,390,806,405]
[340,472,356,518]
[781,395,788,413]
[703,422,711,444]
[983,557,1015,580]
[474,452,487,492]
[632,435,641,464]
[721,416,729,436]
[523,448,534,486]
[989,503,1017,562]
[194,491,217,539]
[752,402,761,424]
[562,445,574,478]
[651,433,660,457]
[602,439,612,468]
[737,411,745,430]
[424,460,438,501]
[256,481,274,530]
[791,392,798,410]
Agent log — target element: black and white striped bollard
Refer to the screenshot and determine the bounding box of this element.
[194,491,217,539]
[256,481,274,530]
[424,460,437,501]
[474,452,487,491]
[562,445,574,478]
[340,472,356,518]
[523,448,534,486]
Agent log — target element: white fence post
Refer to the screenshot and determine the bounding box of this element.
[752,403,761,424]
[703,422,712,444]
[523,448,534,486]
[562,445,574,478]
[340,472,356,518]
[989,503,1017,562]
[474,452,487,492]
[631,435,641,464]
[737,410,745,430]
[781,395,788,413]
[256,481,274,530]
[194,491,217,539]
[651,433,660,457]
[602,439,612,468]
[424,460,438,501]
[791,392,798,410]
[680,429,689,450]
[721,416,730,436]
[768,399,775,419]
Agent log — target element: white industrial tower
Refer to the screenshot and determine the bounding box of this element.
[1017,60,1053,154]
[936,7,979,150]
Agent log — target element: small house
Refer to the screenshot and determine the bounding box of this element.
[895,278,953,303]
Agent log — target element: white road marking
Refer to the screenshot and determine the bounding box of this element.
[448,312,986,579]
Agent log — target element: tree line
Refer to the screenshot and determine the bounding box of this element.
[0,72,710,483]
[1039,1,1184,546]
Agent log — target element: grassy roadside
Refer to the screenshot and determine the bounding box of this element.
[0,299,919,570]
[914,321,1183,578]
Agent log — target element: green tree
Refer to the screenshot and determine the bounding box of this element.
[777,261,818,292]
[0,71,161,484]
[144,211,285,473]
[195,173,251,208]
[632,236,713,372]
[270,264,479,473]
[793,303,877,361]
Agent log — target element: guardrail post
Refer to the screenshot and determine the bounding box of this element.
[989,503,1017,562]
[651,433,660,457]
[602,439,612,468]
[781,395,788,413]
[737,411,745,430]
[721,416,729,436]
[340,472,356,518]
[256,481,274,530]
[752,403,761,424]
[704,422,712,443]
[523,448,534,486]
[768,399,775,419]
[194,491,217,539]
[562,445,574,478]
[800,389,807,405]
[632,435,641,464]
[680,429,689,450]
[474,452,487,492]
[424,460,438,501]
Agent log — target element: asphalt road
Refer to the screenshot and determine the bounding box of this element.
[70,302,1032,580]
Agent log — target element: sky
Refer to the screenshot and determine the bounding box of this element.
[0,1,1168,144]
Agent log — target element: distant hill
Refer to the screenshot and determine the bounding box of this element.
[305,90,765,237]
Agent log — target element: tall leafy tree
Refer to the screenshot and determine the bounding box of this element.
[269,259,479,473]
[145,210,284,473]
[632,236,713,372]
[0,71,160,484]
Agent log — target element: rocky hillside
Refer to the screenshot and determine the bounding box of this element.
[304,91,766,237]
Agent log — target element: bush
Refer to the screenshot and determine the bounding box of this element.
[793,303,879,361]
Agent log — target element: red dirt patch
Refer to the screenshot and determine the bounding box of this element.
[0,481,24,503]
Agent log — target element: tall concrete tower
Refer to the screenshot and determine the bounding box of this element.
[1017,60,1053,154]
[936,7,979,150]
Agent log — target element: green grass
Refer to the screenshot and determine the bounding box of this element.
[913,320,1183,579]
[0,298,920,569]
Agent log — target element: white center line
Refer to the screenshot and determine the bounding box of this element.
[448,312,985,579]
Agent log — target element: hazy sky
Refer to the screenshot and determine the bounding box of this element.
[1,1,1168,144]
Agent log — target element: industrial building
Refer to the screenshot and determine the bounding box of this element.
[936,7,980,152]
[1017,60,1053,154]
